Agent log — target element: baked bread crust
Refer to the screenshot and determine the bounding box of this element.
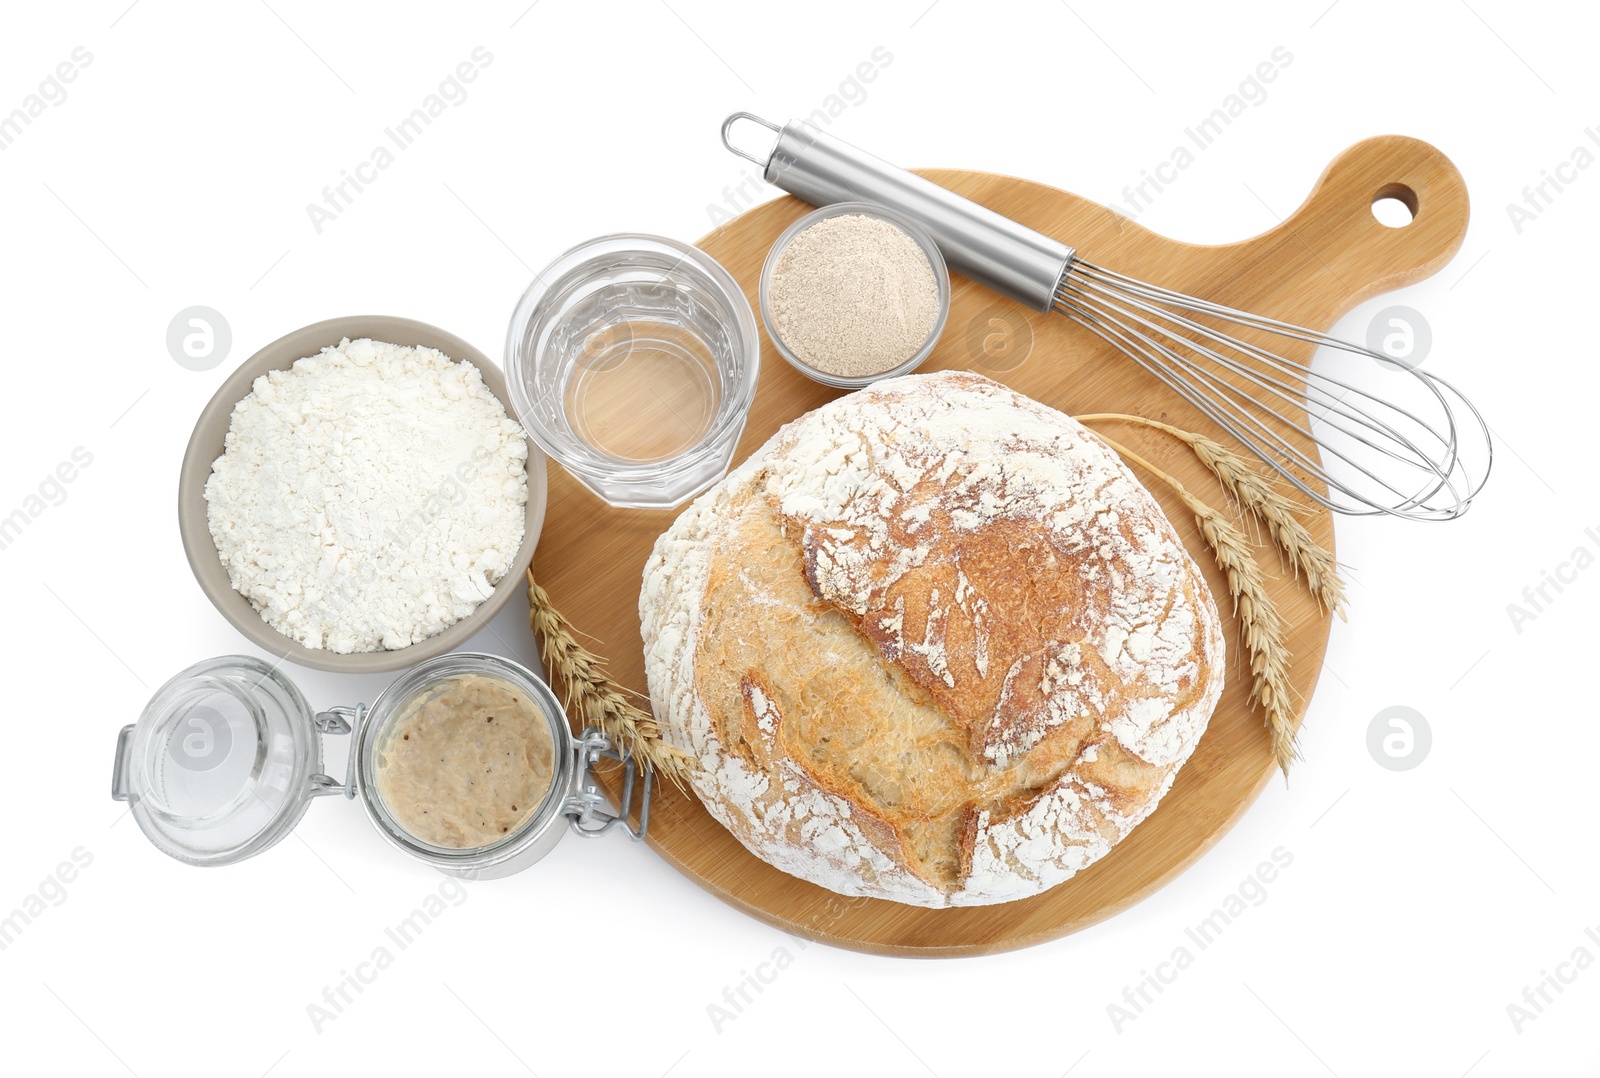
[641,372,1225,907]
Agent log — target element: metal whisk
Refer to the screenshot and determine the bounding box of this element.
[722,114,1491,521]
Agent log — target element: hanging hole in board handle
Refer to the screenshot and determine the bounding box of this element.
[1244,136,1467,296]
[1372,182,1419,228]
[722,112,780,169]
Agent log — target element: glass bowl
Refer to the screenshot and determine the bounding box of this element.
[758,201,951,390]
[505,234,760,509]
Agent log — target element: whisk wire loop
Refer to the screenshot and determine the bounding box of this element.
[1054,259,1491,520]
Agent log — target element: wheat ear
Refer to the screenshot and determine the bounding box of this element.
[1090,433,1300,776]
[1077,414,1346,619]
[527,570,696,789]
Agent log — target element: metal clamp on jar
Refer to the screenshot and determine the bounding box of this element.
[110,653,650,879]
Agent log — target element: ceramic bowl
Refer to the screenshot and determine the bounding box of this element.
[177,315,548,673]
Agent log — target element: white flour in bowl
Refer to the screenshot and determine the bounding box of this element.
[205,338,528,653]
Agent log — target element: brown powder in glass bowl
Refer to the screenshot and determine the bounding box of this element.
[767,214,940,379]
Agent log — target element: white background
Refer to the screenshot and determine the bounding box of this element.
[1,1,1594,1075]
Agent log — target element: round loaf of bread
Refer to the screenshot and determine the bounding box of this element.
[640,371,1225,907]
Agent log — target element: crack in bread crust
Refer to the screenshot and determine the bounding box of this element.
[640,372,1225,907]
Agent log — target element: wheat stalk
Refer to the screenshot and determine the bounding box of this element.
[1076,413,1346,619]
[1090,433,1300,776]
[526,570,696,789]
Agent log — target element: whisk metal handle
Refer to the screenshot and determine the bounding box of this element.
[724,113,1073,312]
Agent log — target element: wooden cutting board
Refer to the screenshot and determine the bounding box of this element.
[531,135,1468,956]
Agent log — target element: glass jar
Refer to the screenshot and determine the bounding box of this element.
[112,653,648,878]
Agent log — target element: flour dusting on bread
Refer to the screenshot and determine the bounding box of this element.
[641,371,1225,907]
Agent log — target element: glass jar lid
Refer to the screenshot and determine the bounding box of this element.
[113,656,325,866]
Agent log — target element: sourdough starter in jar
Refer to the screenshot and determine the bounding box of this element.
[375,673,557,848]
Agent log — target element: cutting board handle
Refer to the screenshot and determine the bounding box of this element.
[1250,135,1470,310]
